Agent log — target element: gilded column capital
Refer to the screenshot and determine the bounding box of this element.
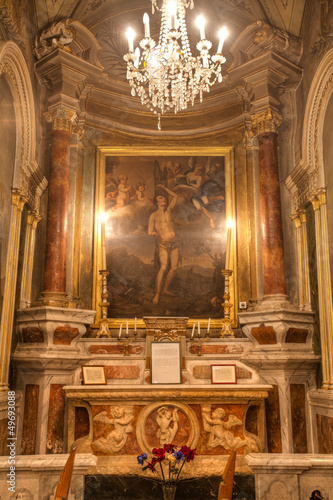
[299,210,307,224]
[12,189,28,211]
[27,210,43,229]
[316,187,327,206]
[290,213,301,229]
[308,194,320,212]
[45,106,77,133]
[251,107,283,136]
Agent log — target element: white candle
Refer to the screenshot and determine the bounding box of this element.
[191,323,195,339]
[207,318,211,333]
[127,28,134,52]
[134,317,137,331]
[196,15,205,40]
[134,47,140,68]
[118,323,122,338]
[217,27,228,54]
[198,321,200,337]
[168,0,177,29]
[100,213,106,270]
[143,13,150,37]
[126,320,129,337]
[225,222,233,270]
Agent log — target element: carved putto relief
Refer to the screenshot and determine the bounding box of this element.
[201,405,259,452]
[33,19,76,60]
[156,406,179,445]
[93,405,134,453]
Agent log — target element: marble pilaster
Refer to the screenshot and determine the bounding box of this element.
[0,189,28,391]
[20,210,42,309]
[309,189,333,389]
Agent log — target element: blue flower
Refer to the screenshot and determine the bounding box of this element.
[137,452,147,465]
[172,450,185,463]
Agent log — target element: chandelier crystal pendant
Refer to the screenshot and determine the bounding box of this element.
[124,0,228,129]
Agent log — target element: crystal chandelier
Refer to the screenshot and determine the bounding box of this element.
[124,0,228,129]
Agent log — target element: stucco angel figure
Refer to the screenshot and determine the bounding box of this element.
[93,405,134,453]
[201,405,259,452]
[33,19,76,59]
[156,406,179,445]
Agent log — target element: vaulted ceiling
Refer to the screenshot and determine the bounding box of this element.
[31,0,308,134]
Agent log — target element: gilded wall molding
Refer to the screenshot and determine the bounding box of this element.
[285,48,333,212]
[0,41,47,211]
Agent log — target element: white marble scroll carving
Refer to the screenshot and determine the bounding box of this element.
[201,405,259,452]
[93,406,134,453]
[156,406,179,445]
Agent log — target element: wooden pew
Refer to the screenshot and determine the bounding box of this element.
[217,450,237,500]
[55,448,77,500]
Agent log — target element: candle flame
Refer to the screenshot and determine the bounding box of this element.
[227,219,234,228]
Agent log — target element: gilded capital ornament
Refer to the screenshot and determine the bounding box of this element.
[27,210,42,229]
[290,213,301,229]
[45,106,77,133]
[11,189,28,211]
[251,107,283,136]
[308,194,320,212]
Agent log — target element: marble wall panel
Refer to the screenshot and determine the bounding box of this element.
[245,406,258,436]
[189,344,243,355]
[251,324,277,345]
[192,365,252,380]
[75,406,90,441]
[316,414,333,453]
[290,384,307,453]
[285,328,308,343]
[53,324,79,345]
[104,365,140,379]
[46,384,66,454]
[21,327,44,343]
[21,384,39,455]
[265,385,282,453]
[89,344,143,355]
[0,419,9,456]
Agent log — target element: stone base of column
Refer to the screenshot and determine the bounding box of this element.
[34,291,69,308]
[253,294,297,312]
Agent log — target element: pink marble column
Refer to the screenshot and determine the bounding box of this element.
[258,131,286,296]
[43,126,71,299]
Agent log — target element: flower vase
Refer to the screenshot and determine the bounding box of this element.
[162,484,177,500]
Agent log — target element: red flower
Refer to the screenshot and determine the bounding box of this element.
[180,446,197,462]
[164,444,176,453]
[152,448,166,461]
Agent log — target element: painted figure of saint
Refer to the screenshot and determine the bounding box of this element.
[148,185,180,304]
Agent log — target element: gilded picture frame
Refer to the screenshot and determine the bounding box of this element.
[93,146,237,331]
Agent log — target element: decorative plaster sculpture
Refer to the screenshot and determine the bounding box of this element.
[33,19,76,59]
[156,406,179,445]
[201,405,259,452]
[93,405,134,453]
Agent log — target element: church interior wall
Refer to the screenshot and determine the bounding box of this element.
[0,1,333,499]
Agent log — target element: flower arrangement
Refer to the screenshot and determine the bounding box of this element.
[137,444,197,498]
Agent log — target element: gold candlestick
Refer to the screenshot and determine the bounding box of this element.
[220,269,234,338]
[118,327,138,356]
[96,270,111,338]
[190,329,210,356]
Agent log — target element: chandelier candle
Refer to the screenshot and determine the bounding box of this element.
[124,0,228,129]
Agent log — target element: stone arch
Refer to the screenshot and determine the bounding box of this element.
[0,40,47,210]
[302,47,333,189]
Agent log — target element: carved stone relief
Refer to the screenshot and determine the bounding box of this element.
[92,405,134,453]
[136,401,199,453]
[201,405,260,453]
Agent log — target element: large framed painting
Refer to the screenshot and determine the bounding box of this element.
[94,147,237,326]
